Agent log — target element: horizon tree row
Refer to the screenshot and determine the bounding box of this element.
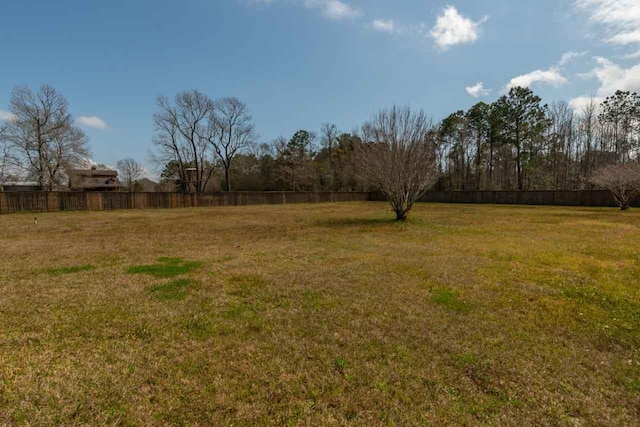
[2,84,638,196]
[437,88,640,191]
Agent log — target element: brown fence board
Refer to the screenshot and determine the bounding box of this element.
[368,190,634,207]
[0,191,371,214]
[1,190,630,215]
[415,190,629,207]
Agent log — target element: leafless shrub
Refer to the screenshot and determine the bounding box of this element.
[591,162,640,210]
[357,106,439,221]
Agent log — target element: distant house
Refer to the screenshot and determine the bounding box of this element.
[1,182,44,192]
[68,167,122,192]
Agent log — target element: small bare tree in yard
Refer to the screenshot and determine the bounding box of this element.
[116,157,145,191]
[591,163,640,210]
[357,106,439,221]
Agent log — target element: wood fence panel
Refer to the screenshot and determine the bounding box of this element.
[0,191,371,214]
[413,190,629,207]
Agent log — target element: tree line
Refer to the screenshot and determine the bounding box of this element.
[151,90,366,193]
[1,84,638,198]
[437,88,640,191]
[153,87,640,194]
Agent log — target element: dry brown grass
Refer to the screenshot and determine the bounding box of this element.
[1,202,639,425]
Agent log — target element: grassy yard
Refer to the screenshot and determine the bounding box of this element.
[1,202,639,425]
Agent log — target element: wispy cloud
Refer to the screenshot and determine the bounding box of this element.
[76,116,109,130]
[575,0,640,46]
[310,0,359,20]
[371,19,395,33]
[465,82,491,98]
[624,50,640,59]
[251,0,359,20]
[558,50,587,66]
[430,6,488,50]
[608,31,640,46]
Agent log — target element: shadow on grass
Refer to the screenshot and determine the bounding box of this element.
[128,258,203,278]
[315,217,399,228]
[149,278,192,301]
[45,264,96,275]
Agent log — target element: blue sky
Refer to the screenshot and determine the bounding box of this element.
[0,0,639,175]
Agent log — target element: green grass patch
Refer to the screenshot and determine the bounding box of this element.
[128,258,203,278]
[223,302,255,319]
[564,285,640,346]
[228,274,268,297]
[431,288,472,313]
[181,316,221,339]
[45,264,95,275]
[149,278,192,301]
[334,357,349,375]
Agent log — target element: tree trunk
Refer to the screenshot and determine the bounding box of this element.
[225,167,231,192]
[395,209,407,221]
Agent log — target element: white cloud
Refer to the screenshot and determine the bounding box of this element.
[589,57,640,95]
[608,31,640,46]
[465,82,491,98]
[575,0,640,46]
[244,0,359,20]
[569,57,640,112]
[0,110,16,122]
[76,116,109,130]
[559,50,587,66]
[624,50,640,59]
[430,6,488,50]
[372,19,395,33]
[569,95,604,113]
[303,0,359,20]
[504,52,583,91]
[506,68,568,90]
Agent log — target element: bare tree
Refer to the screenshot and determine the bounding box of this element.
[116,157,145,191]
[357,106,439,221]
[152,90,215,193]
[0,124,15,185]
[208,97,256,191]
[591,163,640,210]
[4,85,90,190]
[320,123,339,188]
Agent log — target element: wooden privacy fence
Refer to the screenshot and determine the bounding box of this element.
[0,191,371,214]
[0,190,634,214]
[371,190,634,207]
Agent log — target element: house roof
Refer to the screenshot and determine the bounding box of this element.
[68,169,118,177]
[68,168,122,189]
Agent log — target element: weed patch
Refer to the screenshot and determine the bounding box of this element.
[431,288,472,313]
